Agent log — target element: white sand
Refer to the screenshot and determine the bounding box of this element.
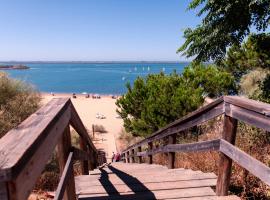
[42,93,123,160]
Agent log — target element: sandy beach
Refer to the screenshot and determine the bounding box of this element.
[42,93,123,161]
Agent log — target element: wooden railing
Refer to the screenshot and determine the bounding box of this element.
[122,96,270,196]
[0,98,102,200]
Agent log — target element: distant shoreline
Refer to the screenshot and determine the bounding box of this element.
[41,92,121,98]
[0,64,29,70]
[0,61,191,64]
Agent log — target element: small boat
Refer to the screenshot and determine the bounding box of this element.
[122,76,126,81]
[148,66,150,71]
[162,67,166,72]
[134,67,137,71]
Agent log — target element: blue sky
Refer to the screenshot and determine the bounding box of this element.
[0,0,201,61]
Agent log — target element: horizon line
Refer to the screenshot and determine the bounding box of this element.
[0,60,192,63]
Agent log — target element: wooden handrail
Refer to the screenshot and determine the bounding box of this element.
[122,96,270,196]
[122,97,224,152]
[54,152,74,200]
[0,98,101,200]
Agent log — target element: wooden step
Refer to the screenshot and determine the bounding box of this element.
[78,187,216,200]
[86,170,209,181]
[76,178,217,194]
[90,167,186,175]
[75,163,240,200]
[75,172,217,186]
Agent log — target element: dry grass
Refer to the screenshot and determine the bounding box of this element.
[117,128,143,151]
[151,117,270,199]
[119,114,270,199]
[0,72,41,138]
[93,124,107,133]
[34,129,84,192]
[240,68,270,98]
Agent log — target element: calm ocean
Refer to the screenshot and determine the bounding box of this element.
[3,62,188,94]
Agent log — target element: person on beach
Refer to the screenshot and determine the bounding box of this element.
[115,152,120,162]
[111,152,115,163]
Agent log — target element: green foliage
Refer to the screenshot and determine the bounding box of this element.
[116,64,234,137]
[177,0,270,62]
[222,33,270,82]
[0,72,41,138]
[182,63,235,98]
[258,74,270,103]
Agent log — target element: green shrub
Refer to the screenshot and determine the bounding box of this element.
[0,72,41,138]
[116,63,234,137]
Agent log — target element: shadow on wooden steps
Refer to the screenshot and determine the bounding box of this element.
[79,164,156,200]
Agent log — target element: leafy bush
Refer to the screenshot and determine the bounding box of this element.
[116,63,234,137]
[0,72,41,138]
[222,33,270,83]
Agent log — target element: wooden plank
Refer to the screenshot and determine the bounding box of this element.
[5,100,71,200]
[126,151,130,163]
[54,152,74,200]
[148,142,153,164]
[122,97,224,153]
[57,126,76,200]
[220,139,270,186]
[124,152,128,163]
[226,104,270,132]
[137,139,220,156]
[137,146,142,164]
[80,139,89,175]
[78,187,216,200]
[131,149,135,163]
[168,134,177,169]
[216,116,237,196]
[77,170,215,183]
[0,98,71,182]
[73,147,91,161]
[224,96,270,116]
[76,178,217,194]
[76,172,216,186]
[0,182,8,200]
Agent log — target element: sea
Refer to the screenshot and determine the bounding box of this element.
[1,62,189,94]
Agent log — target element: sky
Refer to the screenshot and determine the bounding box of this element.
[0,0,202,61]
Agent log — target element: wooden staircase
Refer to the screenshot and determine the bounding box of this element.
[1,96,270,200]
[75,162,239,200]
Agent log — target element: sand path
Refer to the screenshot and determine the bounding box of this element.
[42,94,123,161]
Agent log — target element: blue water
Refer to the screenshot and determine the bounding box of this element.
[2,62,188,94]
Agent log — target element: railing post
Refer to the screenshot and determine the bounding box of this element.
[57,125,76,200]
[0,182,9,200]
[131,149,135,163]
[168,133,176,169]
[148,142,153,164]
[216,115,238,196]
[88,149,96,170]
[127,151,130,163]
[79,139,89,175]
[138,146,142,164]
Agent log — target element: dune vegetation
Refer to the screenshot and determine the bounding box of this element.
[0,72,41,138]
